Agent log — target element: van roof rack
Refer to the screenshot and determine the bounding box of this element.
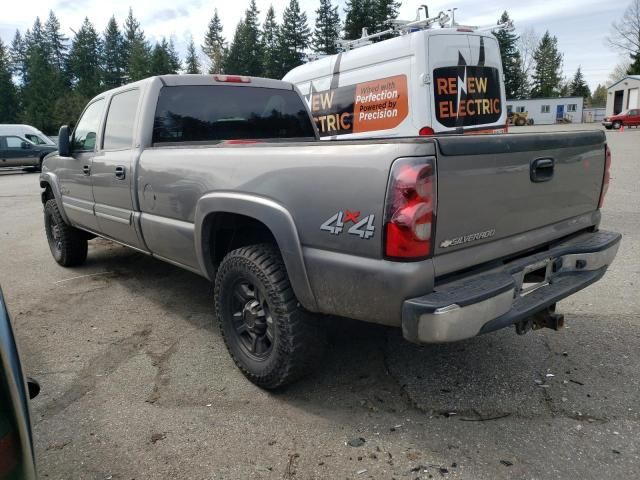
[335,5,513,52]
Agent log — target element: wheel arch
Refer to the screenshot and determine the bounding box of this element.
[39,172,69,224]
[195,192,318,312]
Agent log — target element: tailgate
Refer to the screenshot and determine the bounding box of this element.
[433,130,606,256]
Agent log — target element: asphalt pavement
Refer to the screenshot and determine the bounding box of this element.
[0,123,638,479]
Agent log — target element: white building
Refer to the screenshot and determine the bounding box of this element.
[506,97,584,125]
[606,76,640,116]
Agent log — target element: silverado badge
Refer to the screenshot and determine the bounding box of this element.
[440,229,496,248]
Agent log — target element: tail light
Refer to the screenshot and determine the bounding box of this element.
[213,75,251,83]
[419,126,435,136]
[384,158,436,259]
[599,144,611,209]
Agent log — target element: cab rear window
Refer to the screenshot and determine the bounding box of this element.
[152,85,316,144]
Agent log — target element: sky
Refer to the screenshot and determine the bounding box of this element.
[0,0,631,89]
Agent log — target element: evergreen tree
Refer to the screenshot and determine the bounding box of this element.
[569,66,591,100]
[44,11,68,73]
[184,37,200,74]
[0,39,20,123]
[591,84,607,107]
[343,0,376,40]
[102,16,125,88]
[312,0,341,55]
[21,18,59,132]
[225,0,263,76]
[279,0,310,73]
[374,0,401,34]
[225,21,248,74]
[628,51,640,75]
[530,31,563,98]
[202,9,226,74]
[67,18,102,98]
[10,30,27,82]
[262,6,281,78]
[122,8,150,81]
[168,38,181,73]
[494,12,527,99]
[150,38,180,75]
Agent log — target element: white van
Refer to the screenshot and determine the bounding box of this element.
[0,125,56,146]
[283,25,507,139]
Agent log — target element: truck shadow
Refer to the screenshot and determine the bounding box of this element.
[86,240,640,425]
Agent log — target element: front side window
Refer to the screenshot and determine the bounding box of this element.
[72,99,105,151]
[541,105,550,113]
[24,134,45,145]
[5,136,24,149]
[103,89,140,150]
[152,85,316,144]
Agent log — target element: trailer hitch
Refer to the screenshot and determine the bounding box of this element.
[515,304,565,335]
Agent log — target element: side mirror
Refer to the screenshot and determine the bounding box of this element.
[21,141,31,149]
[58,125,71,157]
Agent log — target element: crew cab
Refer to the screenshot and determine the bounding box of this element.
[602,109,640,129]
[0,135,56,171]
[40,74,620,388]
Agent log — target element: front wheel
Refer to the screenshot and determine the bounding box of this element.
[612,121,622,130]
[44,199,88,267]
[214,244,325,389]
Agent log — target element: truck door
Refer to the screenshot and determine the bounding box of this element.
[91,88,145,249]
[57,98,105,231]
[429,33,505,133]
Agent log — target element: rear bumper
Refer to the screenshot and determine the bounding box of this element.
[402,230,621,343]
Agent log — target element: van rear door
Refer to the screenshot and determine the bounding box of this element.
[428,33,506,133]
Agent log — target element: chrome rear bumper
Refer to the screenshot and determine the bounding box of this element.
[402,230,621,343]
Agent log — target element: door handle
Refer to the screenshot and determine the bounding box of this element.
[530,158,554,183]
[82,165,91,176]
[114,166,126,180]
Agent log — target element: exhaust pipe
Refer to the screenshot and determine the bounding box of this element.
[515,304,565,335]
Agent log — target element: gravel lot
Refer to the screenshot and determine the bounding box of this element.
[0,124,638,479]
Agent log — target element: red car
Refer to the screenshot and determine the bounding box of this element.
[602,109,640,129]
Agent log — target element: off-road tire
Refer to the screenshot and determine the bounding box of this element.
[215,243,326,389]
[515,117,526,127]
[44,199,88,267]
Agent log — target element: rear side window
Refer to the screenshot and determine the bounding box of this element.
[5,136,23,148]
[152,85,315,143]
[104,89,140,150]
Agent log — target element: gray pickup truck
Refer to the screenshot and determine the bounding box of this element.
[40,74,620,388]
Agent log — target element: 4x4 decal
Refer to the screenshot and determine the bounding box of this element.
[321,210,375,239]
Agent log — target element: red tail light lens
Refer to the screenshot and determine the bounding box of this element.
[384,158,436,259]
[419,126,435,136]
[213,75,251,83]
[599,144,611,209]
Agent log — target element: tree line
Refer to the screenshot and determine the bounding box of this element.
[1,0,629,133]
[495,12,597,105]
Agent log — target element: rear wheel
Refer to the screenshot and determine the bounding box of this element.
[44,199,88,267]
[515,117,526,127]
[215,243,325,389]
